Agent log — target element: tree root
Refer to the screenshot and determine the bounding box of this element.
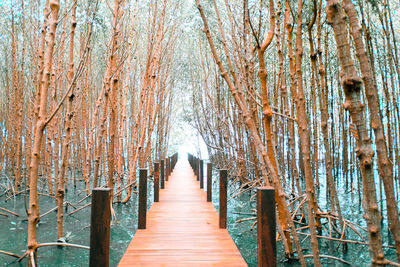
[0,250,21,258]
[295,231,395,249]
[66,203,91,216]
[303,254,353,266]
[37,242,89,250]
[0,207,19,216]
[29,252,36,267]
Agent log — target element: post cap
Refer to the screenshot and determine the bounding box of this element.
[257,186,275,191]
[92,188,111,192]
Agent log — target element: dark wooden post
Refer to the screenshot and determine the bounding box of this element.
[207,162,212,202]
[170,157,172,177]
[193,157,197,175]
[138,169,148,229]
[167,157,170,176]
[219,169,227,229]
[160,159,165,189]
[165,157,169,181]
[89,188,111,267]
[257,187,276,267]
[154,162,159,202]
[175,153,177,168]
[200,159,204,189]
[196,158,200,181]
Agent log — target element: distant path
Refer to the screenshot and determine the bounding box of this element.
[118,159,247,266]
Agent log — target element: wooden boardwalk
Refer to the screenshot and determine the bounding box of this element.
[118,159,247,266]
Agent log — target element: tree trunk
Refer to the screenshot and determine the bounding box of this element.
[28,0,60,259]
[326,1,385,265]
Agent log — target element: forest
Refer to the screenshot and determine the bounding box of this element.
[0,0,400,266]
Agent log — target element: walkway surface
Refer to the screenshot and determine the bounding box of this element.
[118,159,247,266]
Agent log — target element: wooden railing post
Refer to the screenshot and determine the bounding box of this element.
[165,157,169,181]
[169,156,173,173]
[193,156,196,175]
[168,157,171,177]
[219,169,227,229]
[172,153,176,169]
[257,187,276,267]
[138,169,148,229]
[160,159,165,189]
[89,188,111,267]
[196,158,200,181]
[154,162,159,202]
[207,163,212,202]
[200,159,204,189]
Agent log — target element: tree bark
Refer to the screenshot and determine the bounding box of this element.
[28,0,60,259]
[342,0,400,261]
[326,1,385,265]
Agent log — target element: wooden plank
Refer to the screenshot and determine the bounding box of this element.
[118,160,247,266]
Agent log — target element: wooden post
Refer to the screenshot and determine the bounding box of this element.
[138,169,147,229]
[89,188,111,267]
[219,169,227,229]
[207,162,212,202]
[193,156,197,175]
[160,159,165,189]
[257,187,276,267]
[174,153,177,168]
[154,162,159,202]
[200,159,204,189]
[170,157,172,177]
[196,158,200,181]
[165,157,169,181]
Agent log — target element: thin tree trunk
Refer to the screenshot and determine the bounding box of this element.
[28,0,60,260]
[326,1,385,265]
[56,0,77,240]
[342,0,400,261]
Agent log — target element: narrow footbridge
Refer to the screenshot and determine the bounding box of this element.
[118,158,247,266]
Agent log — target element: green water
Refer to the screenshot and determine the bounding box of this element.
[0,178,146,266]
[222,178,398,266]
[0,172,397,266]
